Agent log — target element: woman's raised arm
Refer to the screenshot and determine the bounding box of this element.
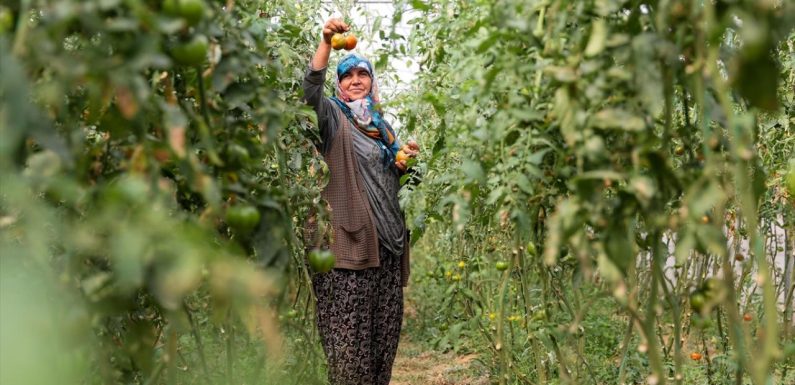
[312,18,349,70]
[303,18,350,110]
[302,18,350,152]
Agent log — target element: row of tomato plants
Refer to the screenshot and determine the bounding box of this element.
[395,0,795,384]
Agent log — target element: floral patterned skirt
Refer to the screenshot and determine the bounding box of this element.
[312,245,404,385]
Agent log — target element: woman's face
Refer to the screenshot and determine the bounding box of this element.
[339,68,372,101]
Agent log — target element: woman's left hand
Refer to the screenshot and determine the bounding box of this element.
[395,140,420,172]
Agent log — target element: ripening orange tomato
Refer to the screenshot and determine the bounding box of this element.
[396,150,409,164]
[345,34,358,50]
[331,33,346,50]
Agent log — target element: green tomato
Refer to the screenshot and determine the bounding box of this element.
[163,0,206,27]
[307,249,335,273]
[525,242,537,256]
[103,176,149,205]
[703,278,721,300]
[0,7,13,34]
[162,0,178,14]
[225,204,261,235]
[495,261,509,271]
[170,34,208,66]
[690,292,706,313]
[225,143,251,168]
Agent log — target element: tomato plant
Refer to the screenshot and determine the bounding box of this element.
[1,0,333,384]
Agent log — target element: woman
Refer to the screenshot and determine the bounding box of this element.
[301,18,419,385]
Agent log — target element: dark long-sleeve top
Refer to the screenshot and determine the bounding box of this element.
[303,65,405,256]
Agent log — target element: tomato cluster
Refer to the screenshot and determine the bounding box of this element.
[689,278,723,315]
[163,0,206,27]
[330,33,357,51]
[161,0,209,66]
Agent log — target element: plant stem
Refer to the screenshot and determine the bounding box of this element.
[226,319,235,382]
[143,359,166,385]
[617,317,634,385]
[185,303,211,381]
[642,232,667,384]
[496,256,510,385]
[11,0,30,57]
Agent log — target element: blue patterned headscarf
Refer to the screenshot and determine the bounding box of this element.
[331,54,400,169]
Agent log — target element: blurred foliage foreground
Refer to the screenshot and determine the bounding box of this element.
[0,0,341,384]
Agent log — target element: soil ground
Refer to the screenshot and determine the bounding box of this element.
[390,339,488,385]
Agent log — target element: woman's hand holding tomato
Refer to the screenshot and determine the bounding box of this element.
[322,18,350,45]
[395,140,419,172]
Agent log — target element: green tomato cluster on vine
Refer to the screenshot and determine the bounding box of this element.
[160,0,209,67]
[689,278,724,317]
[163,0,207,27]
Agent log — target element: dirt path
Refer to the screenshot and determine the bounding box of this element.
[390,340,488,385]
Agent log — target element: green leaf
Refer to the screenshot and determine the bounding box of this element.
[584,19,608,57]
[476,33,500,54]
[576,170,624,181]
[515,173,534,194]
[110,230,148,293]
[674,232,695,267]
[411,0,431,12]
[461,159,485,183]
[597,252,623,284]
[544,199,580,266]
[544,66,578,83]
[734,54,780,112]
[629,175,656,208]
[527,148,551,165]
[486,186,505,205]
[509,108,544,123]
[252,209,290,270]
[696,225,728,258]
[591,108,645,131]
[23,150,62,180]
[604,222,635,276]
[687,180,725,219]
